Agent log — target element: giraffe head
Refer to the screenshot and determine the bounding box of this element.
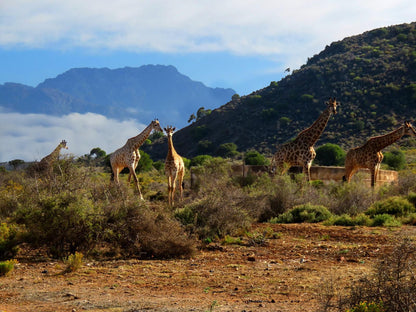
[60,140,68,149]
[326,97,338,115]
[151,119,163,133]
[164,126,176,137]
[404,121,416,137]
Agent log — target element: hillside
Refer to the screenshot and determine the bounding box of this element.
[144,22,416,160]
[0,65,235,129]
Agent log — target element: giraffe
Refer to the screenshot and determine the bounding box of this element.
[110,119,162,199]
[343,121,416,187]
[164,126,185,207]
[36,140,68,174]
[270,98,338,180]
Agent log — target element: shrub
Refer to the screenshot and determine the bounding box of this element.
[325,213,371,227]
[383,149,406,170]
[0,222,20,260]
[347,301,385,312]
[244,150,269,165]
[371,214,401,227]
[366,196,415,217]
[328,180,375,215]
[15,193,102,258]
[216,143,239,158]
[63,252,83,273]
[190,155,213,167]
[344,239,416,311]
[258,175,300,222]
[106,201,196,259]
[0,259,18,276]
[315,143,346,166]
[273,203,332,223]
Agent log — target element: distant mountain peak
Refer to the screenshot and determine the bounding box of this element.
[0,65,236,129]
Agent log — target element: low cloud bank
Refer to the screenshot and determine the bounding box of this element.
[0,111,147,162]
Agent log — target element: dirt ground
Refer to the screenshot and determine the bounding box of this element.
[1,223,415,312]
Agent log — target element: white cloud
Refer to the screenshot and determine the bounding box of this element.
[1,0,415,66]
[0,112,147,162]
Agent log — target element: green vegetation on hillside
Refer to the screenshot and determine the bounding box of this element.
[143,22,416,160]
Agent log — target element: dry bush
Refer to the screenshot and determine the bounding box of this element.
[320,238,416,311]
[327,179,376,215]
[105,201,196,259]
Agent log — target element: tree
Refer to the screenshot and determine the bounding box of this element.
[244,150,269,166]
[136,150,153,172]
[383,149,406,170]
[216,143,239,158]
[90,147,106,158]
[315,143,346,166]
[8,159,24,170]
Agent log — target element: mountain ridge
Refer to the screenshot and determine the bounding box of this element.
[0,65,236,128]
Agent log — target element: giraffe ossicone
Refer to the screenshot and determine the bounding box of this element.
[110,119,163,199]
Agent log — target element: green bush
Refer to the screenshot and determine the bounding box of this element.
[366,196,415,217]
[371,214,401,227]
[15,193,102,257]
[347,301,385,312]
[315,143,346,166]
[383,149,406,170]
[244,150,269,166]
[0,259,18,276]
[216,143,239,158]
[273,203,332,223]
[325,213,371,226]
[190,155,213,167]
[0,222,20,260]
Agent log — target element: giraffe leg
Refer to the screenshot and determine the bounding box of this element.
[370,167,376,188]
[178,169,184,202]
[167,176,173,206]
[130,167,144,200]
[171,176,178,207]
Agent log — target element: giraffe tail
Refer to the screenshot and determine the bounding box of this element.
[342,175,347,182]
[110,172,115,181]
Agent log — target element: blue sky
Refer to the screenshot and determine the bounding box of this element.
[1,0,415,161]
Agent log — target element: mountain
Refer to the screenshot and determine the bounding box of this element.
[0,65,236,128]
[144,22,416,160]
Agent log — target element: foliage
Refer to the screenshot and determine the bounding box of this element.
[15,192,101,257]
[63,252,83,273]
[366,196,415,217]
[325,213,372,226]
[216,143,239,158]
[0,223,20,260]
[106,201,196,258]
[272,203,332,224]
[315,143,346,166]
[136,150,153,172]
[190,155,213,167]
[383,149,406,170]
[244,150,269,165]
[346,301,385,312]
[0,259,18,276]
[341,239,416,311]
[8,159,24,170]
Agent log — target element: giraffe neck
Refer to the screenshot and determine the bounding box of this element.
[366,125,406,151]
[296,107,332,146]
[41,145,62,163]
[127,122,154,151]
[167,135,177,159]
